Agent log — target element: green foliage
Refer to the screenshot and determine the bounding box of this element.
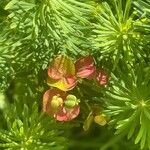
[90,0,147,68]
[0,0,150,149]
[0,0,92,91]
[133,0,150,61]
[0,102,67,150]
[105,62,150,149]
[134,0,150,18]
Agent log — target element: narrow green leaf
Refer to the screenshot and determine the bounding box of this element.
[135,125,144,144]
[4,0,17,10]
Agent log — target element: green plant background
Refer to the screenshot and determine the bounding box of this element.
[0,0,150,149]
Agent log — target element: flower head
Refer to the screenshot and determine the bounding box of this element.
[96,70,109,86]
[75,56,96,79]
[47,55,77,91]
[47,55,96,91]
[83,105,107,131]
[43,89,80,121]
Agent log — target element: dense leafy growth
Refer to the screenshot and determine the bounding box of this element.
[0,102,67,150]
[0,0,150,149]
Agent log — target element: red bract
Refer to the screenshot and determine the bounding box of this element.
[48,67,62,80]
[47,55,77,91]
[47,75,77,92]
[47,55,96,91]
[55,106,80,121]
[63,75,77,90]
[43,89,80,121]
[96,70,109,86]
[75,56,96,79]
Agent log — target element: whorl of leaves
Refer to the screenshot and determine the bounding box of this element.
[105,62,150,149]
[90,0,148,69]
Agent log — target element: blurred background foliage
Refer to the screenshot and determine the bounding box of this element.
[0,0,150,149]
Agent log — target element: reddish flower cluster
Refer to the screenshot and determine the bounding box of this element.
[47,55,108,91]
[96,70,108,86]
[43,55,109,122]
[75,56,96,79]
[75,56,109,86]
[43,89,80,121]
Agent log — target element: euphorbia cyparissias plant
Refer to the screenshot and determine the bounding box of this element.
[47,55,96,91]
[43,88,80,121]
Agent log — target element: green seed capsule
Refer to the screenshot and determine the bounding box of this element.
[66,95,77,101]
[64,94,79,108]
[64,100,77,108]
[94,115,107,126]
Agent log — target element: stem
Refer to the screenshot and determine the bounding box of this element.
[76,86,91,111]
